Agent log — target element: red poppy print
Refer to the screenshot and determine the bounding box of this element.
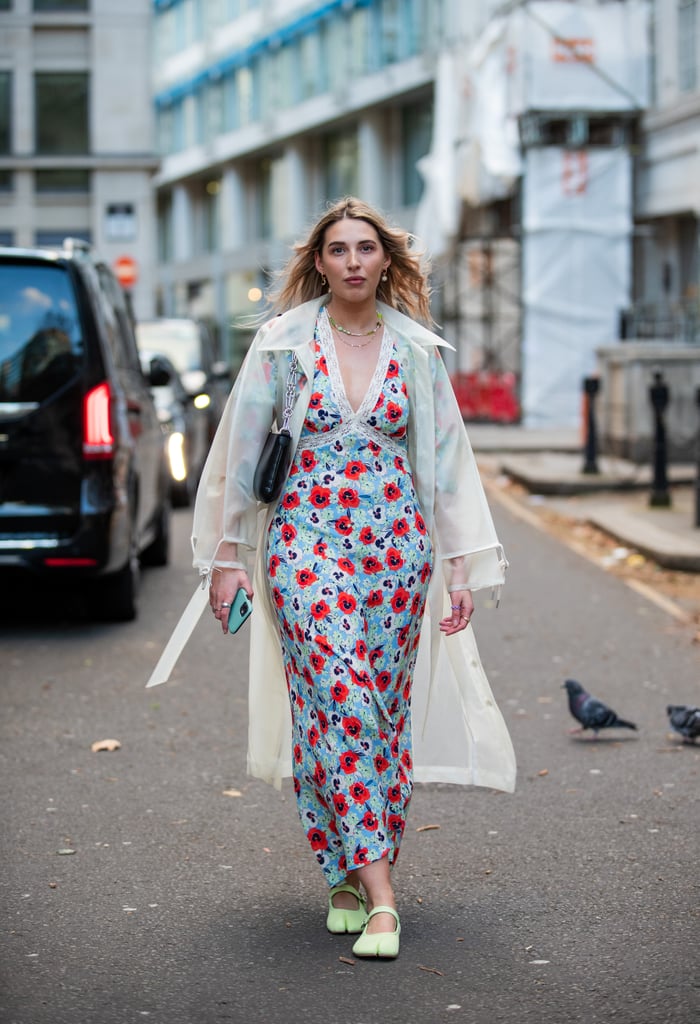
[309,652,326,674]
[296,568,318,588]
[307,827,327,851]
[345,460,367,479]
[338,487,360,509]
[264,325,432,889]
[334,516,353,536]
[339,750,360,774]
[330,681,349,703]
[386,547,405,570]
[310,600,330,620]
[333,793,349,817]
[361,555,383,575]
[300,449,317,471]
[310,485,332,509]
[282,491,300,510]
[391,588,410,614]
[280,523,297,545]
[349,781,371,805]
[342,716,362,739]
[363,810,379,831]
[337,591,357,614]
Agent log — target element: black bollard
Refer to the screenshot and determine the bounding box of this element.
[695,387,700,528]
[581,376,600,475]
[649,370,672,508]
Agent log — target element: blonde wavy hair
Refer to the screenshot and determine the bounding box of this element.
[269,196,434,325]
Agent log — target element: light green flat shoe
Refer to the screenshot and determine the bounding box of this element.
[326,883,367,934]
[351,906,400,959]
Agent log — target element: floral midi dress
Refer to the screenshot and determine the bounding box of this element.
[266,308,433,888]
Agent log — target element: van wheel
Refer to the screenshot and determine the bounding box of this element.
[141,500,170,567]
[95,550,140,622]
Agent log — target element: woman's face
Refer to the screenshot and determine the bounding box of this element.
[315,218,390,304]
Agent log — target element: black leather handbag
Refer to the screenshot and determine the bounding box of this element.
[253,352,298,503]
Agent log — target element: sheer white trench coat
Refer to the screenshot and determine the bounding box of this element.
[176,296,515,794]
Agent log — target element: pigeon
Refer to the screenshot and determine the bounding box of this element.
[666,704,700,744]
[562,679,638,736]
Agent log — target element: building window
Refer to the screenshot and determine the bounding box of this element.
[35,230,91,246]
[255,154,285,241]
[157,192,173,263]
[401,98,432,205]
[0,230,13,244]
[35,73,89,154]
[0,1,11,11]
[0,173,12,193]
[324,128,359,201]
[679,0,698,91]
[35,169,90,192]
[201,179,220,253]
[0,72,10,154]
[33,1,89,9]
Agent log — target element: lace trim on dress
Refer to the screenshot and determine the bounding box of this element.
[296,309,407,461]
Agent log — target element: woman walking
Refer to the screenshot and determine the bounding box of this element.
[194,197,515,959]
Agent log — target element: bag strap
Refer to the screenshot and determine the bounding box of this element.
[279,351,298,432]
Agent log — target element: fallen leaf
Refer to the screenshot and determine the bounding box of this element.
[416,824,441,833]
[537,769,549,777]
[56,849,75,856]
[338,956,356,966]
[418,965,445,976]
[91,738,121,753]
[222,789,242,798]
[48,882,58,889]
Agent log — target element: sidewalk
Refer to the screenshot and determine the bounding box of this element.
[468,424,700,571]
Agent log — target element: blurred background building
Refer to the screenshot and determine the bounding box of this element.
[0,0,157,315]
[1,0,698,429]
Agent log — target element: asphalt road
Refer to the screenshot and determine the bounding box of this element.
[1,500,699,1024]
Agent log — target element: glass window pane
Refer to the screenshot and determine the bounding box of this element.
[35,169,90,192]
[33,1,89,10]
[679,1,698,92]
[0,263,84,404]
[401,99,432,205]
[324,129,359,200]
[35,73,89,154]
[0,72,11,152]
[0,172,12,192]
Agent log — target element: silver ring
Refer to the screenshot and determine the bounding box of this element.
[461,615,469,622]
[221,602,231,608]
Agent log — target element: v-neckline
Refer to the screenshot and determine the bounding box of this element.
[318,306,393,418]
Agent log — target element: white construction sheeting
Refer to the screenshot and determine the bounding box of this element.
[508,1,649,114]
[521,147,632,427]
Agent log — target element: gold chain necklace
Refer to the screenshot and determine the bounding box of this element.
[327,310,383,345]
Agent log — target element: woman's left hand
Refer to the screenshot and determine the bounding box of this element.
[439,589,474,635]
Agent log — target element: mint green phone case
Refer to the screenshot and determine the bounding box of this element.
[228,589,253,634]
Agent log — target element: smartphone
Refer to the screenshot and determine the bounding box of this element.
[228,588,253,635]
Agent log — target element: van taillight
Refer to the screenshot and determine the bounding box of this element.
[83,382,114,458]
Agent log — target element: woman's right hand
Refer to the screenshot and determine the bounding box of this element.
[209,567,253,634]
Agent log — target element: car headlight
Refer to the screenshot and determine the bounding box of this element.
[166,431,187,482]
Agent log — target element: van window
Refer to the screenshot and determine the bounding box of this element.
[0,261,83,402]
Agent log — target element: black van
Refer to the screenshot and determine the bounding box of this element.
[0,239,170,621]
